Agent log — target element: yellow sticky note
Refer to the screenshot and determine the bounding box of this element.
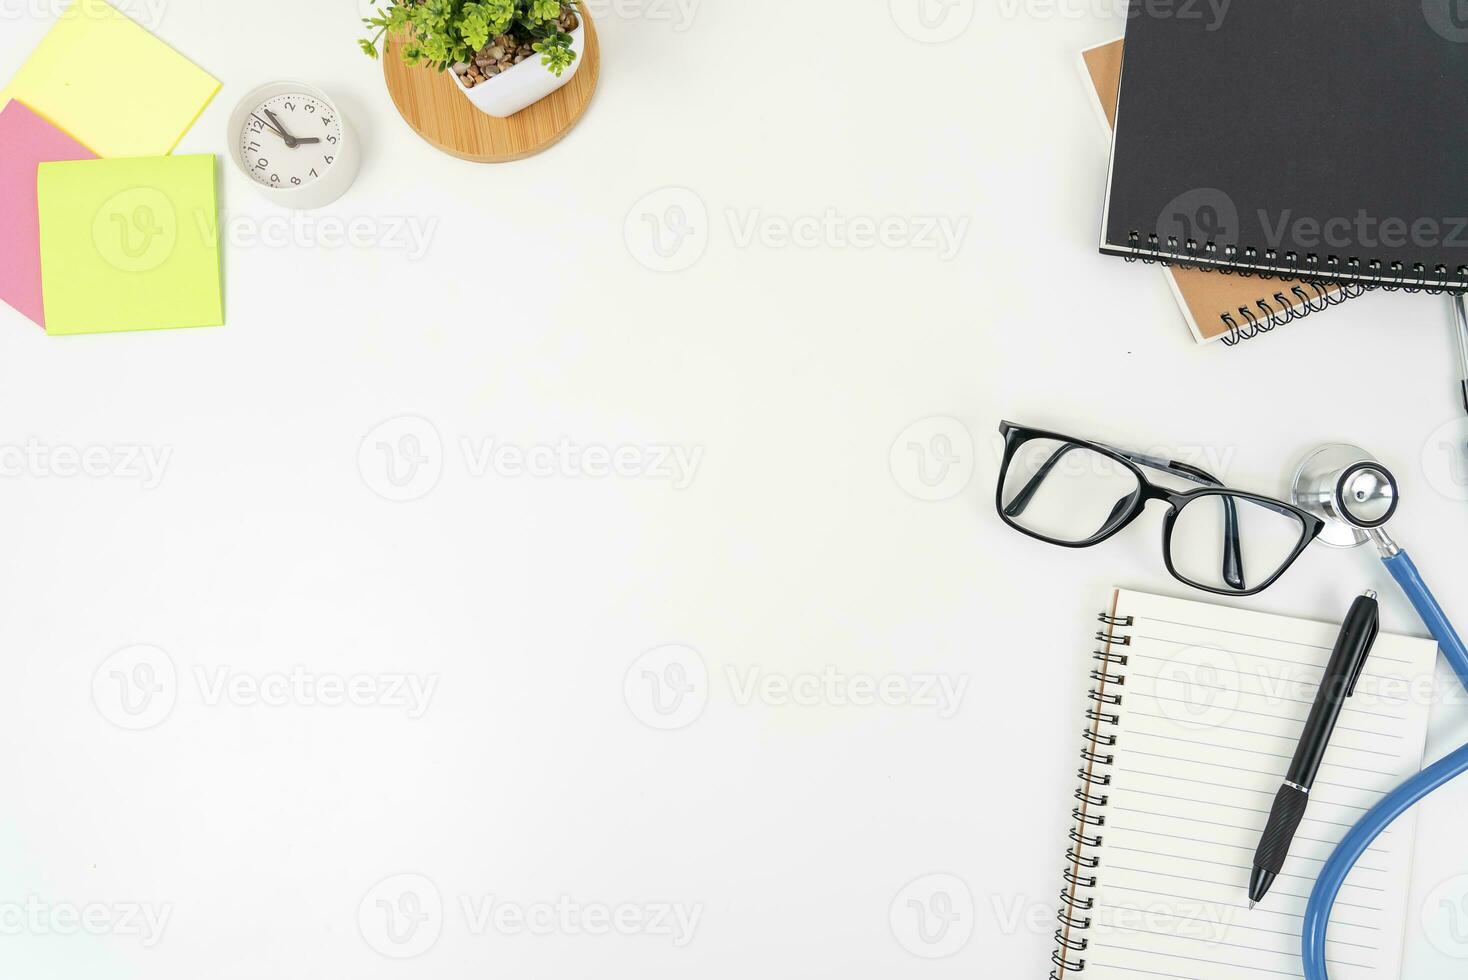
[1,0,219,158]
[38,154,223,335]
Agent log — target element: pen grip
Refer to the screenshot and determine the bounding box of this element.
[1253,785,1309,875]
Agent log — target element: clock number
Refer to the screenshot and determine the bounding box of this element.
[238,92,344,193]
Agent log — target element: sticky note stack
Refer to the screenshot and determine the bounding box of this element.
[0,101,94,328]
[38,155,223,335]
[0,0,223,335]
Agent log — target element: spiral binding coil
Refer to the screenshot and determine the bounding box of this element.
[1049,610,1133,979]
[1217,282,1372,346]
[1119,230,1397,346]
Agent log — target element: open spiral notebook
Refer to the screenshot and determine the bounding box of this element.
[1053,590,1440,980]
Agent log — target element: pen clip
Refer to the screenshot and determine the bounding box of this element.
[1345,597,1381,698]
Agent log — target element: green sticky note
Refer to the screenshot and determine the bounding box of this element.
[0,0,220,158]
[37,154,222,335]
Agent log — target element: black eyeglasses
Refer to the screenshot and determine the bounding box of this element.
[996,422,1325,597]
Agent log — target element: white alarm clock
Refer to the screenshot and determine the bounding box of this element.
[227,82,360,209]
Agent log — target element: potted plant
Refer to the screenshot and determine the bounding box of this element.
[361,0,585,118]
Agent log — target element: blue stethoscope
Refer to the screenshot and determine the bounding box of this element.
[1288,445,1468,979]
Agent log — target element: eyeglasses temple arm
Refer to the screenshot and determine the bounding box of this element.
[1004,443,1144,545]
[1121,452,1244,592]
[1002,444,1085,518]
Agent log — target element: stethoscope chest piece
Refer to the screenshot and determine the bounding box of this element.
[1290,444,1400,550]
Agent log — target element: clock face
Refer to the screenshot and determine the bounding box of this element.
[239,93,344,191]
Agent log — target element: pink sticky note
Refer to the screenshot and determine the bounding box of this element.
[0,100,96,328]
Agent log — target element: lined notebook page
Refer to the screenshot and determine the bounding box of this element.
[1080,590,1439,980]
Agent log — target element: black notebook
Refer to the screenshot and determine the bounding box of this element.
[1101,0,1468,291]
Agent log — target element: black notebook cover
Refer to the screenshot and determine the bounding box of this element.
[1102,0,1468,290]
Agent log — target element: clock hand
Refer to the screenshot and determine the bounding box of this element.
[251,113,286,139]
[264,108,298,148]
[292,137,322,145]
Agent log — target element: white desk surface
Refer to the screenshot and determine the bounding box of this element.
[3,1,1468,977]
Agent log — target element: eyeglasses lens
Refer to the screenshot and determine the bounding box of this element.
[1001,439,1142,543]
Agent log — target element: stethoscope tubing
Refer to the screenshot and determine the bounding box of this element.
[1302,739,1468,976]
[1384,551,1468,690]
[1302,550,1468,978]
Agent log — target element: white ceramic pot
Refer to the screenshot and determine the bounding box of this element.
[451,21,585,118]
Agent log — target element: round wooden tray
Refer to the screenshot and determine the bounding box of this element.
[383,13,599,163]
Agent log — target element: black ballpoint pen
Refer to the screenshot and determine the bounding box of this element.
[1249,590,1380,908]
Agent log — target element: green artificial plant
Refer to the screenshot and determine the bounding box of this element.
[360,0,579,77]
